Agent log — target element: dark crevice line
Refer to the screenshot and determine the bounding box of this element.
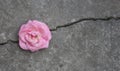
[50,16,120,31]
[1,16,120,45]
[0,40,18,45]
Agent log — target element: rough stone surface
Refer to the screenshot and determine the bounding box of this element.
[0,20,120,71]
[0,0,120,42]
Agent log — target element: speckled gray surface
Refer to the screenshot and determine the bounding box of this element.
[0,0,120,71]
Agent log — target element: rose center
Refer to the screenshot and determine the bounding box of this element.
[26,31,41,43]
[30,34,39,40]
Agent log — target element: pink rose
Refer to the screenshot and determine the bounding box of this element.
[18,20,52,52]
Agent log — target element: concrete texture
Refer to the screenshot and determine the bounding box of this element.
[0,0,120,71]
[0,0,120,42]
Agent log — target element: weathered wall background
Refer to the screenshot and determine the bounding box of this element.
[0,0,120,71]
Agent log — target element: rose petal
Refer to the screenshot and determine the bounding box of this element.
[27,38,48,52]
[35,37,48,48]
[19,20,37,33]
[25,34,38,44]
[19,39,28,50]
[19,32,26,42]
[32,20,52,41]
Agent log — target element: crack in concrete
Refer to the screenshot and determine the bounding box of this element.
[50,16,120,31]
[1,16,120,45]
[0,40,18,45]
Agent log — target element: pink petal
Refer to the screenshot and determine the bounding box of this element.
[32,20,52,41]
[35,37,48,48]
[19,39,28,50]
[26,43,39,52]
[28,38,48,52]
[19,32,26,42]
